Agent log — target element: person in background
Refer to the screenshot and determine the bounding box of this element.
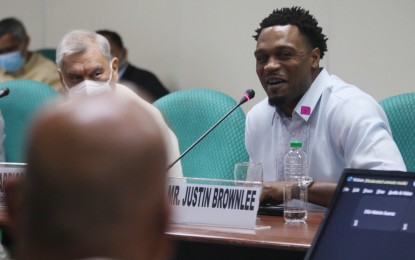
[0,17,62,92]
[246,6,406,208]
[5,94,172,259]
[96,29,170,102]
[55,29,182,178]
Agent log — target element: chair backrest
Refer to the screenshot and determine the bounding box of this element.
[154,89,249,180]
[380,92,415,171]
[0,80,59,162]
[35,48,56,63]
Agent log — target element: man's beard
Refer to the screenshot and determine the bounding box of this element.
[268,96,287,107]
[268,94,304,108]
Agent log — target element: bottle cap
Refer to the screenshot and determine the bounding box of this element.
[290,141,302,148]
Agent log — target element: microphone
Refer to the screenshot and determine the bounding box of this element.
[0,88,9,98]
[238,89,255,105]
[168,89,255,170]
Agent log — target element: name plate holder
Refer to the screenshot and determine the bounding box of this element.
[167,176,262,229]
[0,162,26,208]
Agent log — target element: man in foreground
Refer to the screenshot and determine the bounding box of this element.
[6,94,171,259]
[246,7,406,207]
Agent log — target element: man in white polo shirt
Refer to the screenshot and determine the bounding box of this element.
[247,7,406,208]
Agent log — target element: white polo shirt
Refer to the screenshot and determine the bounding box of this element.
[246,68,406,183]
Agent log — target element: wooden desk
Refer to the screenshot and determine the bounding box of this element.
[167,212,324,259]
[0,209,323,259]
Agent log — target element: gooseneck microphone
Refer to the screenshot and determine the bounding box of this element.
[167,89,255,170]
[0,88,10,98]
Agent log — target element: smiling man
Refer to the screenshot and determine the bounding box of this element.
[245,7,406,208]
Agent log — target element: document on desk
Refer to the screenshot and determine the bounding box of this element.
[167,177,261,229]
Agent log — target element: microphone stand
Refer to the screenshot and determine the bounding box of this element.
[167,101,243,170]
[0,88,10,98]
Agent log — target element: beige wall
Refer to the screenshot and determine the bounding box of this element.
[1,0,414,112]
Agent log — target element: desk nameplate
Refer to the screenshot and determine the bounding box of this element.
[167,177,261,229]
[0,163,26,208]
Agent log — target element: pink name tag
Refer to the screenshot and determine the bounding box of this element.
[301,106,311,115]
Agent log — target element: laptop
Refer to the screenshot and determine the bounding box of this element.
[306,168,415,260]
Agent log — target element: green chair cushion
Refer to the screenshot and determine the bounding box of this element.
[154,89,248,180]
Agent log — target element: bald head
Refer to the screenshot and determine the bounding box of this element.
[17,94,169,259]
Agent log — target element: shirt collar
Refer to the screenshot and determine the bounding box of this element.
[292,67,330,122]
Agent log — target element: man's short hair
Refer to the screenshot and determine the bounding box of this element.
[96,30,124,49]
[253,6,328,59]
[0,17,27,41]
[56,30,112,68]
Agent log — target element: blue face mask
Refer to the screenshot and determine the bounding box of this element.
[0,51,25,73]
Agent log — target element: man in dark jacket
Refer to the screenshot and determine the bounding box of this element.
[96,29,169,102]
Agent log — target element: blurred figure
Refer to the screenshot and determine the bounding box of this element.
[6,94,171,259]
[96,29,169,102]
[0,17,62,92]
[56,29,182,177]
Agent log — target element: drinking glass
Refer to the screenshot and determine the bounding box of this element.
[233,162,263,187]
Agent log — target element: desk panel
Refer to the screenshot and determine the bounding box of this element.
[0,209,324,259]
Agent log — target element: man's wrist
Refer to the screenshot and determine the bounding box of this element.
[302,176,314,188]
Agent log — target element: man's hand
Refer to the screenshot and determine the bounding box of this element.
[260,181,284,204]
[260,181,338,207]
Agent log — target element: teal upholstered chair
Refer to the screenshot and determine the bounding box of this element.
[0,80,59,162]
[154,89,249,180]
[380,92,415,171]
[36,48,56,63]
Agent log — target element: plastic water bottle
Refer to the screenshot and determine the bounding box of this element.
[283,141,308,223]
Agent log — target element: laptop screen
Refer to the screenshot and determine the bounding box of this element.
[306,168,415,260]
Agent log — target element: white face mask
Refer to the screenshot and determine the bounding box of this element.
[63,61,114,96]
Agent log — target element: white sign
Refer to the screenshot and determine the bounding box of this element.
[167,177,261,229]
[0,163,26,208]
